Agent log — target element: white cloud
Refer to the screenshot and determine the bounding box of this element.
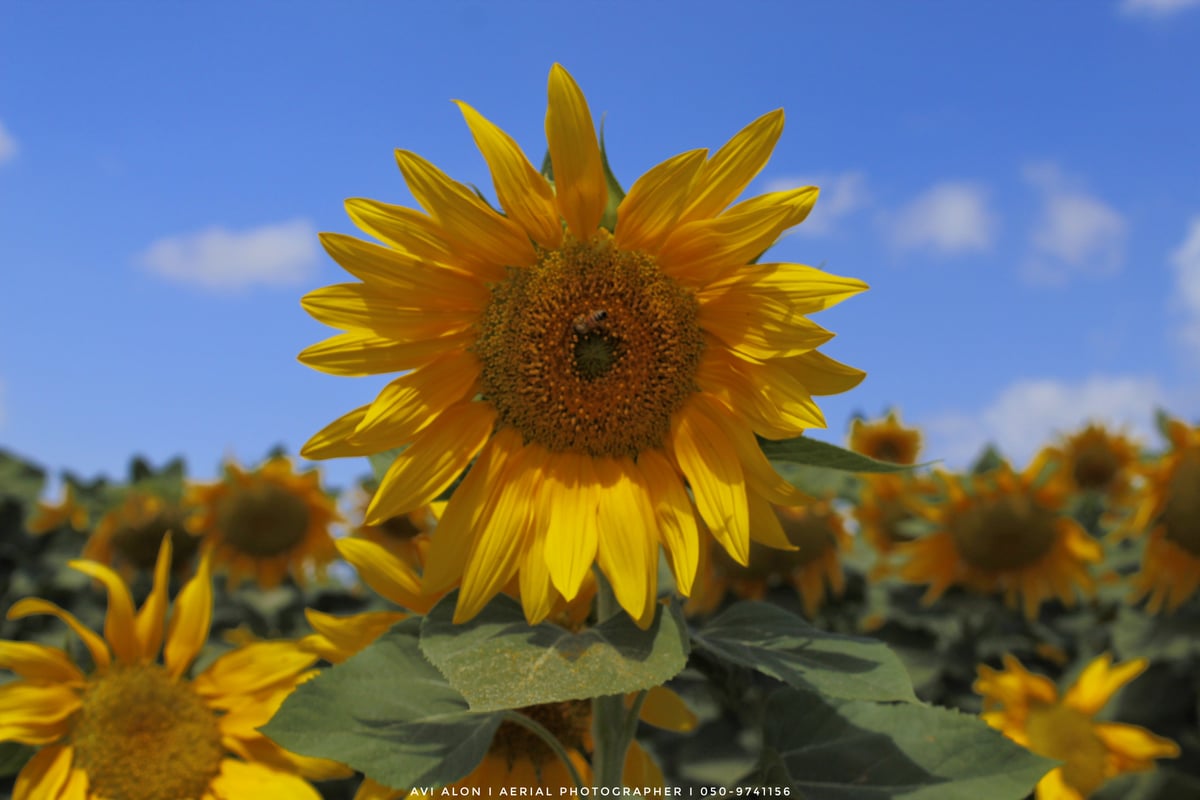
[1170,215,1200,358]
[0,120,18,166]
[886,181,997,255]
[1119,0,1200,18]
[922,375,1168,468]
[763,171,870,236]
[1022,163,1127,285]
[139,219,319,290]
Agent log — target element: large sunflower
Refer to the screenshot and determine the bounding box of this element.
[895,459,1102,619]
[1121,415,1200,613]
[188,456,341,589]
[974,653,1178,799]
[0,540,348,799]
[299,64,866,625]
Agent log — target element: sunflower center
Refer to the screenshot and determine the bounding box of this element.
[1163,450,1200,557]
[112,504,198,572]
[216,483,311,558]
[1025,703,1108,797]
[71,663,224,800]
[474,234,704,458]
[1072,442,1121,491]
[949,495,1057,571]
[489,700,590,769]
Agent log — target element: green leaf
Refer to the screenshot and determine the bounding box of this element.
[261,619,502,790]
[366,448,404,484]
[691,601,918,702]
[420,593,689,711]
[759,437,917,473]
[0,740,34,778]
[747,688,1055,799]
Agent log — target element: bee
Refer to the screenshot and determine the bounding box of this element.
[571,309,609,336]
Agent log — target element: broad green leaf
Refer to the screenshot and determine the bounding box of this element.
[746,688,1054,799]
[691,601,917,702]
[759,437,916,473]
[420,593,689,711]
[261,619,502,790]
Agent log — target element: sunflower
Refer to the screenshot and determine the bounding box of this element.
[688,500,851,617]
[299,63,866,625]
[188,456,340,589]
[974,653,1178,799]
[854,472,939,561]
[27,484,90,535]
[895,459,1102,619]
[1120,416,1200,613]
[85,490,201,579]
[348,480,440,569]
[0,539,350,800]
[848,410,921,465]
[353,689,693,799]
[1043,422,1141,498]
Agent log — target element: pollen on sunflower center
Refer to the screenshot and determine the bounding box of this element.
[1025,703,1109,796]
[490,700,590,768]
[216,483,311,557]
[949,496,1057,571]
[1163,450,1200,556]
[474,234,703,458]
[71,663,224,800]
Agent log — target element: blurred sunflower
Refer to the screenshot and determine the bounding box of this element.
[1043,422,1140,498]
[895,459,1102,619]
[854,472,939,562]
[687,500,851,618]
[354,689,693,798]
[85,490,201,579]
[975,653,1178,799]
[1121,416,1200,613]
[0,539,349,799]
[188,456,340,589]
[27,484,90,535]
[848,410,921,465]
[299,63,866,625]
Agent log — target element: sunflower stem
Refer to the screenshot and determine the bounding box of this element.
[592,572,631,788]
[500,710,586,791]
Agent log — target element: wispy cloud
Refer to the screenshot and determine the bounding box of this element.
[138,219,320,291]
[923,375,1167,467]
[1119,0,1200,18]
[1170,215,1200,359]
[885,181,997,255]
[763,171,870,236]
[1022,162,1127,285]
[0,120,18,166]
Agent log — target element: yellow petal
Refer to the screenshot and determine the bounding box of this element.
[637,449,700,597]
[747,491,797,551]
[0,682,79,745]
[546,64,606,238]
[134,537,173,662]
[164,548,214,678]
[335,538,430,612]
[353,349,481,446]
[208,759,321,800]
[12,744,72,800]
[66,559,139,665]
[455,100,563,249]
[658,204,792,288]
[635,686,698,732]
[319,232,490,308]
[0,642,83,686]
[302,609,407,664]
[542,452,600,602]
[776,349,867,396]
[6,599,110,673]
[614,148,707,254]
[56,768,88,800]
[193,641,318,700]
[301,283,478,339]
[1093,722,1180,762]
[700,295,836,361]
[723,184,819,227]
[300,405,375,459]
[395,149,536,276]
[519,512,557,626]
[364,401,497,524]
[669,395,749,565]
[1064,655,1146,716]
[344,197,456,266]
[702,262,869,314]
[678,109,784,224]
[298,329,474,377]
[595,458,658,623]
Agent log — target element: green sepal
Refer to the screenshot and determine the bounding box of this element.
[744,687,1055,798]
[260,619,503,791]
[758,436,919,473]
[419,592,689,711]
[598,117,626,233]
[691,601,918,703]
[366,448,405,484]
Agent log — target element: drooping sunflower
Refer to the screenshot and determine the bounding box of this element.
[85,490,202,579]
[1120,415,1200,613]
[687,500,852,617]
[299,64,866,625]
[27,484,90,535]
[895,459,1103,619]
[848,410,922,465]
[188,456,341,589]
[353,689,693,799]
[0,539,349,799]
[974,653,1178,799]
[1043,422,1141,499]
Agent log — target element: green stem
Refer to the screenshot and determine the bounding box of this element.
[592,572,632,788]
[501,710,586,790]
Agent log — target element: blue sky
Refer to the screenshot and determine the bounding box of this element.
[2,0,1199,498]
